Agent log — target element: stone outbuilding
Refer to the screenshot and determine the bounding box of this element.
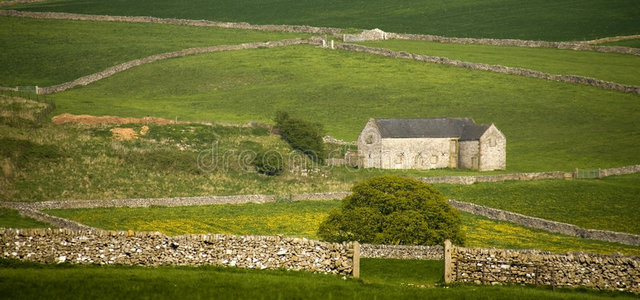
[357,118,506,171]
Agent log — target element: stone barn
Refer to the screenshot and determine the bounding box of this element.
[357,118,506,171]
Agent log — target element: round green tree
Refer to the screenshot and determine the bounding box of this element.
[318,175,464,245]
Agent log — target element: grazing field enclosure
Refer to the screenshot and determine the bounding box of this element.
[0,16,308,87]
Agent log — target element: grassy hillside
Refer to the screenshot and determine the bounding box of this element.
[45,201,640,255]
[0,16,307,87]
[47,45,640,171]
[2,258,635,300]
[9,0,640,41]
[358,39,640,86]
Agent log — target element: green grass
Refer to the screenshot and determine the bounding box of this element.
[360,258,443,286]
[436,173,640,235]
[600,39,640,48]
[358,39,640,86]
[9,0,640,41]
[44,200,640,255]
[0,207,52,228]
[0,258,637,300]
[47,45,640,172]
[0,16,307,87]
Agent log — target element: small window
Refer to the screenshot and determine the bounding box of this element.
[365,135,375,144]
[489,136,497,147]
[430,155,438,164]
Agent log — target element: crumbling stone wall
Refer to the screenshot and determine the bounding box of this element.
[0,228,359,276]
[445,242,640,293]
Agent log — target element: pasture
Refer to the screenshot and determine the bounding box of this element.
[357,39,640,86]
[46,45,640,172]
[8,0,640,41]
[0,16,307,87]
[44,200,640,255]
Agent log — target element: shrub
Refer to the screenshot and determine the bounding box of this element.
[252,150,285,176]
[274,111,325,164]
[318,175,465,245]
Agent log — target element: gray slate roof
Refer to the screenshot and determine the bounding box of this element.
[374,118,490,141]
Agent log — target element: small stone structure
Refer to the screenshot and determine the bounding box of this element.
[357,118,506,171]
[0,228,359,276]
[444,241,640,293]
[343,28,388,42]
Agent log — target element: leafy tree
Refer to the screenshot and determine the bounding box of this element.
[274,111,325,164]
[252,150,285,176]
[318,175,465,245]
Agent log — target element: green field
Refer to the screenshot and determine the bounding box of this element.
[46,45,640,172]
[436,174,640,235]
[2,258,635,300]
[600,39,640,48]
[358,39,640,86]
[44,200,640,255]
[8,0,640,41]
[0,207,51,228]
[0,16,307,87]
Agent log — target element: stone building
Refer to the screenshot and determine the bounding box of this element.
[357,118,506,171]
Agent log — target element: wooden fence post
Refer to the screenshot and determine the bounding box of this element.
[352,241,360,278]
[444,239,453,283]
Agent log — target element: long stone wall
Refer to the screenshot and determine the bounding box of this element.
[0,10,342,34]
[420,171,571,185]
[335,43,640,95]
[35,39,309,94]
[444,241,640,293]
[0,228,359,276]
[387,33,640,56]
[361,243,443,260]
[448,200,640,247]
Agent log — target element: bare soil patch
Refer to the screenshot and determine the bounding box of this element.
[52,113,183,126]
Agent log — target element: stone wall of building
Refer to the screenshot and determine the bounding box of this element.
[380,137,453,169]
[478,125,506,171]
[361,243,443,260]
[0,228,359,276]
[445,242,640,293]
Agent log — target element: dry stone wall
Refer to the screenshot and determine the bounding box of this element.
[387,33,640,56]
[35,39,309,94]
[449,200,640,247]
[446,242,640,293]
[0,228,359,276]
[335,43,640,95]
[361,243,443,260]
[0,10,342,35]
